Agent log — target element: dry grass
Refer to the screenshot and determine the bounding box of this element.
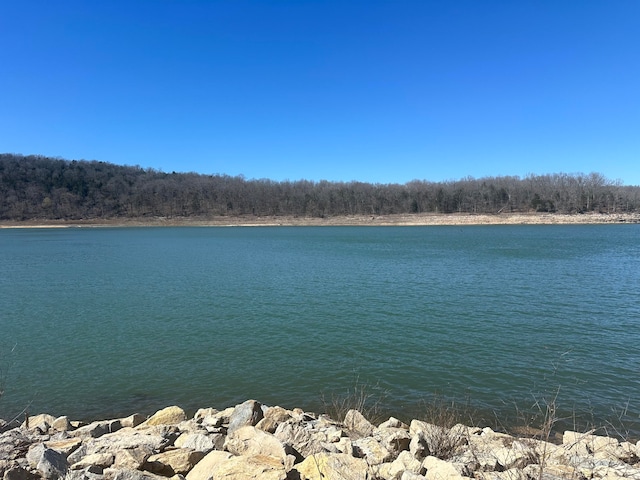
[320,380,388,425]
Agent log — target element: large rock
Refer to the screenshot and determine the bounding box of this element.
[422,455,467,480]
[225,426,288,462]
[25,444,69,480]
[103,468,167,480]
[0,429,33,461]
[344,409,375,438]
[69,452,115,471]
[185,451,233,480]
[21,414,56,432]
[143,448,205,476]
[174,432,220,453]
[207,454,287,480]
[295,452,369,480]
[227,400,264,434]
[140,406,186,427]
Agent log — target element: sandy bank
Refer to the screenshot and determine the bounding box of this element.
[1,212,639,229]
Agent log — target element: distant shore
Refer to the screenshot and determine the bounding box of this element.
[1,212,639,228]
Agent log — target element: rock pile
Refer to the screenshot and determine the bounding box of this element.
[1,400,639,480]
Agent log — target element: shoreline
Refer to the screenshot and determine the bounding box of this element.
[1,212,639,228]
[3,401,639,480]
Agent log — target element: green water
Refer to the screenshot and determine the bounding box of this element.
[1,225,639,434]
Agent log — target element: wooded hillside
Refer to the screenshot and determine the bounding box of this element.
[1,153,638,220]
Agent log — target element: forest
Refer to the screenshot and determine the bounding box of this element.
[1,153,639,220]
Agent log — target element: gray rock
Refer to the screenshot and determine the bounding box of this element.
[0,429,33,461]
[227,400,264,434]
[25,444,69,480]
[2,466,40,480]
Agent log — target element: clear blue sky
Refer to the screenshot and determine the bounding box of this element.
[2,1,639,185]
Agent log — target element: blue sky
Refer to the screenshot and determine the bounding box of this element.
[2,1,639,185]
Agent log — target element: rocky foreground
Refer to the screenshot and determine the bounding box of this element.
[1,402,639,480]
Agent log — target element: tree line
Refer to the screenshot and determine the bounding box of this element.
[1,153,639,221]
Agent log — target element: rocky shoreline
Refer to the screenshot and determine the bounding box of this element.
[2,401,639,480]
[1,212,640,228]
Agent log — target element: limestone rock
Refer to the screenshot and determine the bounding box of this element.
[103,467,167,480]
[140,406,187,427]
[376,450,424,480]
[22,414,56,432]
[51,416,71,432]
[274,422,327,458]
[422,455,467,480]
[174,433,218,453]
[375,427,412,454]
[25,444,69,480]
[256,406,292,433]
[71,419,121,439]
[295,452,368,480]
[224,426,287,462]
[193,408,218,423]
[209,454,286,480]
[185,451,233,480]
[492,441,538,470]
[379,417,409,430]
[114,447,153,470]
[344,409,375,438]
[227,400,264,434]
[120,413,146,428]
[70,453,114,471]
[0,429,33,461]
[143,448,205,476]
[353,436,393,465]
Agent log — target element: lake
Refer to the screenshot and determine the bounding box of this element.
[1,225,639,436]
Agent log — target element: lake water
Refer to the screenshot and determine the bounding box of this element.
[1,225,639,436]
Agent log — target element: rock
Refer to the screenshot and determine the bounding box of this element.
[225,426,288,462]
[375,427,412,454]
[379,417,409,430]
[422,455,467,480]
[344,409,375,438]
[353,436,393,465]
[71,419,122,439]
[114,447,153,470]
[256,406,292,433]
[174,433,218,453]
[400,472,427,480]
[227,400,264,434]
[193,408,218,423]
[70,453,114,471]
[294,452,369,480]
[44,437,83,456]
[22,414,56,432]
[143,449,205,476]
[25,444,69,480]
[2,466,40,480]
[184,451,233,480]
[140,406,187,427]
[103,467,167,480]
[209,454,287,480]
[0,429,33,461]
[375,450,424,480]
[120,413,146,428]
[273,422,325,458]
[51,416,71,432]
[492,441,538,470]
